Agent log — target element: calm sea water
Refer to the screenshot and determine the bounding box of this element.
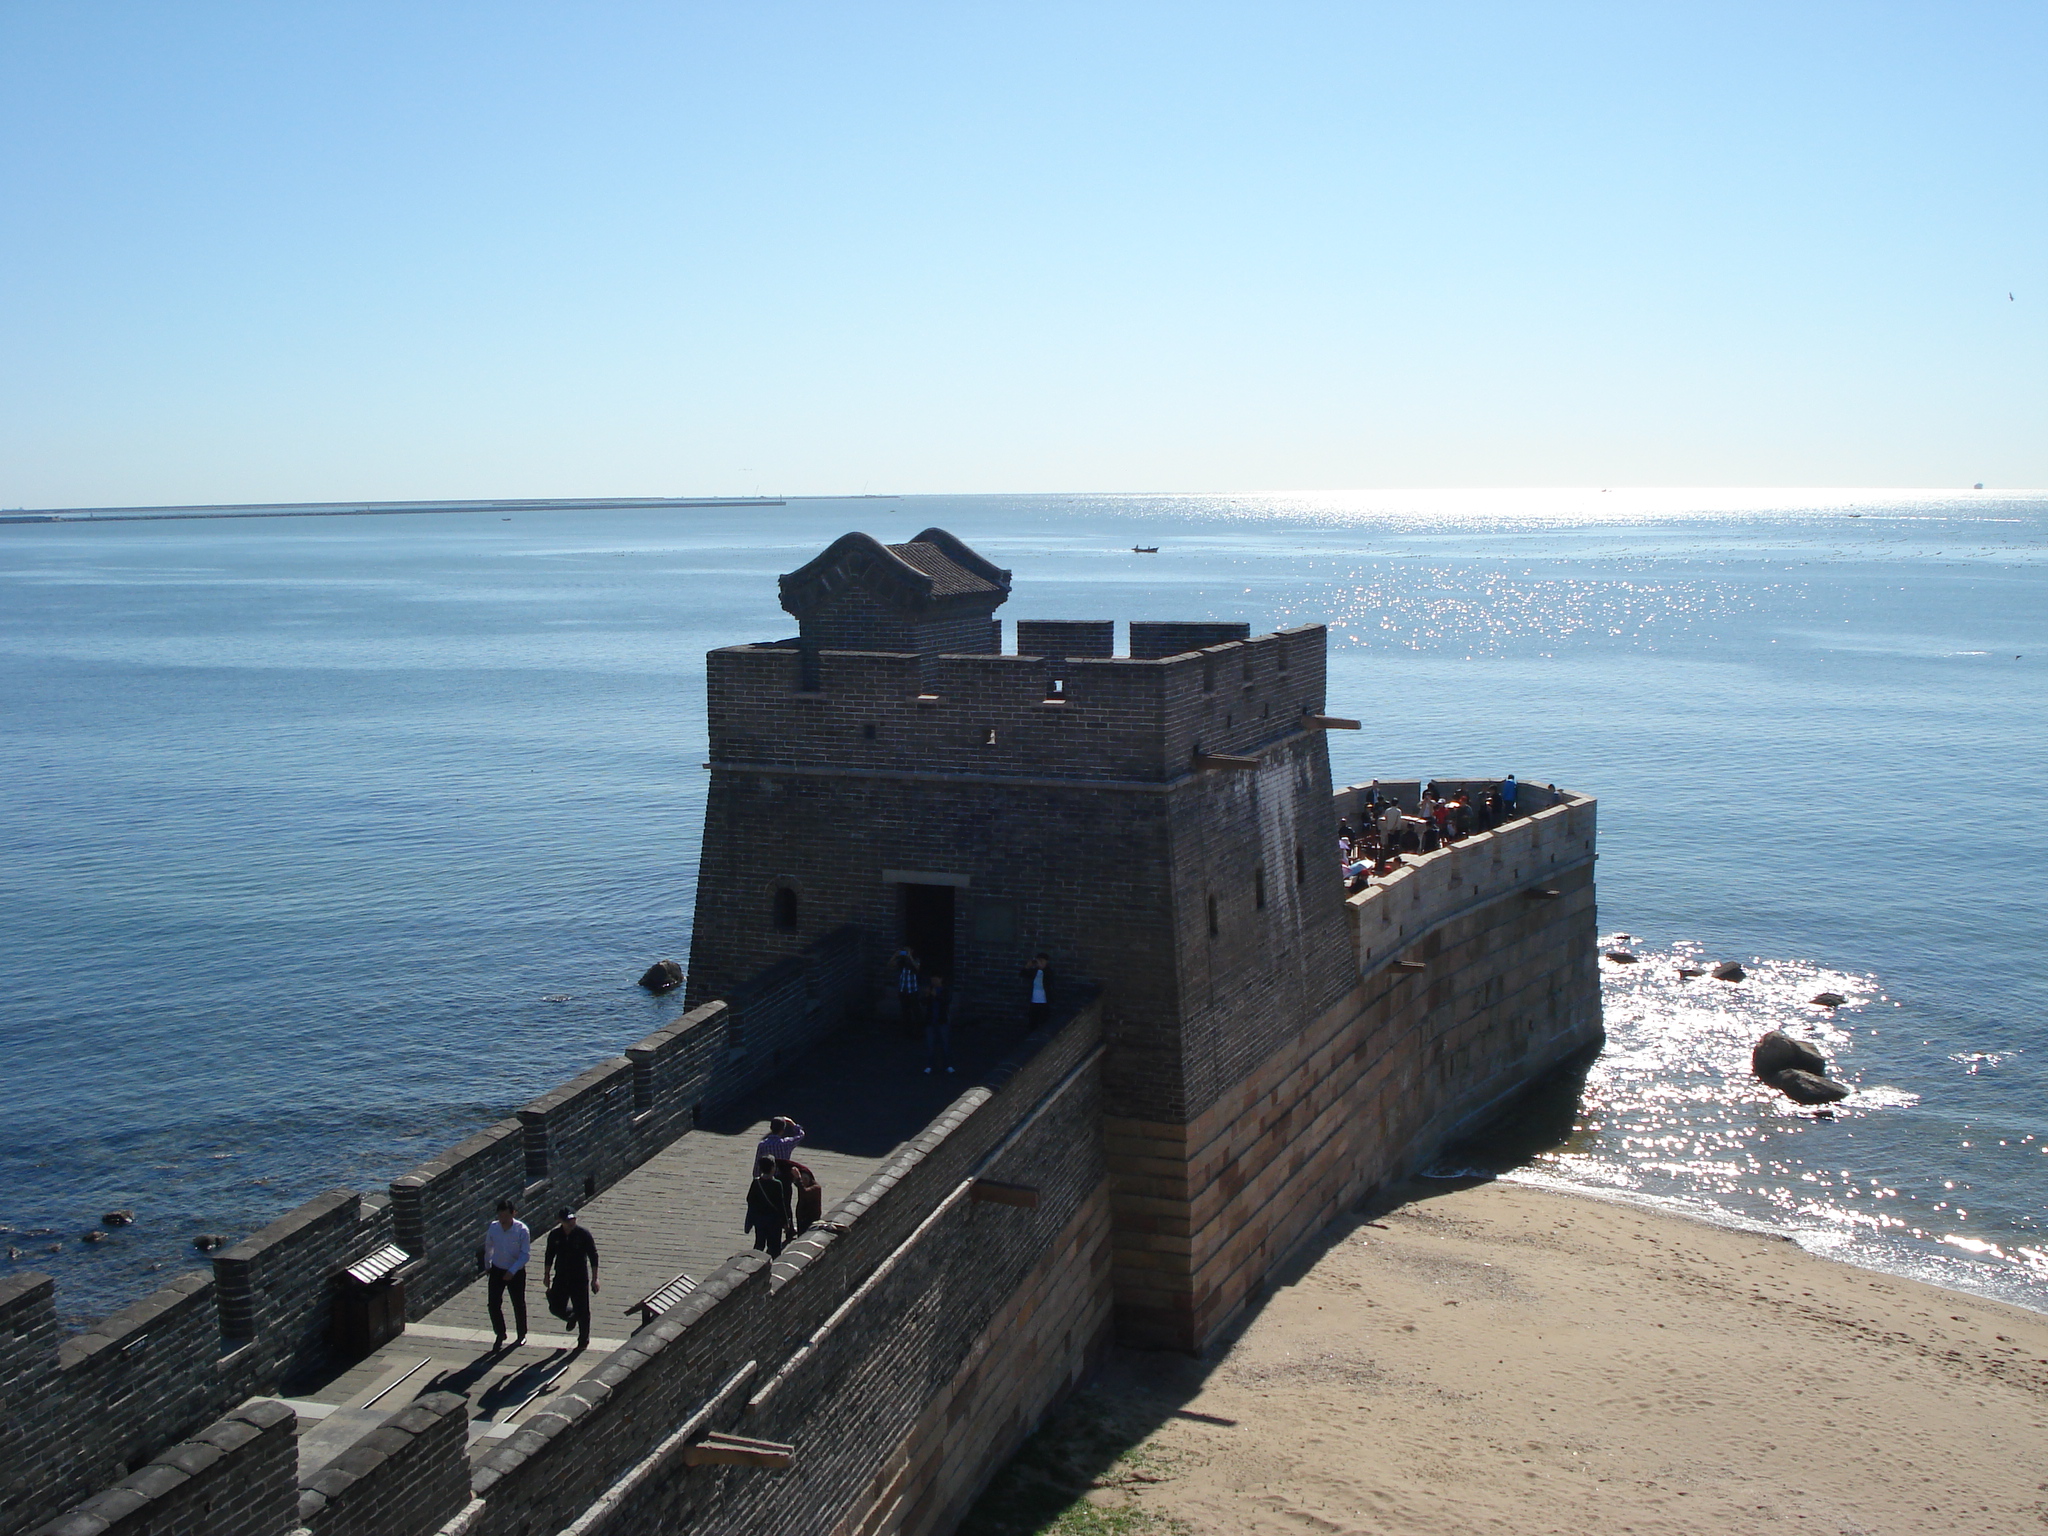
[2,490,2043,1322]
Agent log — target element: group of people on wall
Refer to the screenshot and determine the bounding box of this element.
[1338,776,1529,889]
[888,946,1056,1074]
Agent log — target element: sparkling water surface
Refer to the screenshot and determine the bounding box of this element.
[2,490,2042,1321]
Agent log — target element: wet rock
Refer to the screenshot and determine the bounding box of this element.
[193,1234,228,1253]
[1772,1068,1851,1104]
[1712,961,1746,982]
[1811,992,1846,1007]
[80,1230,106,1243]
[638,959,683,994]
[1753,1030,1828,1079]
[102,1210,134,1227]
[1676,967,1705,979]
[1604,950,1638,964]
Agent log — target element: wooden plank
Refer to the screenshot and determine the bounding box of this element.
[681,1433,794,1469]
[1192,752,1261,771]
[1302,714,1362,730]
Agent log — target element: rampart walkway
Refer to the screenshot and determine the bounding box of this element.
[286,1011,1030,1474]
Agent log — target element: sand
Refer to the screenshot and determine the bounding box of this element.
[969,1179,2048,1536]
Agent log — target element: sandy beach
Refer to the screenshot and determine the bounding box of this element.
[968,1179,2048,1536]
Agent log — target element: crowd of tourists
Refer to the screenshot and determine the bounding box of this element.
[1337,776,1527,890]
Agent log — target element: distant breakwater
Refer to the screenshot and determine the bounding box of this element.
[0,496,786,525]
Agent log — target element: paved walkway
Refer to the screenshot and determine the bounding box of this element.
[288,1010,1027,1473]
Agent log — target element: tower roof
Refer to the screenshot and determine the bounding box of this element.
[779,527,1011,623]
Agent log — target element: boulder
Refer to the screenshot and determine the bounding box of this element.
[638,959,683,994]
[1676,966,1705,979]
[102,1210,134,1227]
[1712,961,1746,982]
[1811,992,1846,1007]
[79,1230,106,1244]
[1753,1030,1828,1079]
[193,1234,227,1253]
[1605,950,1638,964]
[1772,1068,1851,1105]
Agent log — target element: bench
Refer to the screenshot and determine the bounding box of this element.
[626,1269,698,1329]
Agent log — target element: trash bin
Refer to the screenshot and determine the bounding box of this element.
[333,1243,410,1358]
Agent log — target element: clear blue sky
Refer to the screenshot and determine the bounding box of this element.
[2,3,2042,503]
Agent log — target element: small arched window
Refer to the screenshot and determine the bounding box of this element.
[1254,867,1267,910]
[772,886,799,931]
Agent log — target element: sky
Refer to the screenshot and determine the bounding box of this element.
[1,2,2043,504]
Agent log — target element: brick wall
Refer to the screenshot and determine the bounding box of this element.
[297,1391,470,1536]
[24,1400,297,1536]
[686,626,1349,1137]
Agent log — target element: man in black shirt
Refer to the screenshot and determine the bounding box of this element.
[543,1208,601,1350]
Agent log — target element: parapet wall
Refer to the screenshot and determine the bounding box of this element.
[0,927,865,1536]
[704,623,1330,785]
[455,991,1111,1536]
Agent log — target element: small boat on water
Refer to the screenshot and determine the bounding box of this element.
[1132,545,1159,553]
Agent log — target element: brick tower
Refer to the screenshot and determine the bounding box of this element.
[686,528,1358,1347]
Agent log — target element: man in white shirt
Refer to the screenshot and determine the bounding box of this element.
[483,1199,531,1349]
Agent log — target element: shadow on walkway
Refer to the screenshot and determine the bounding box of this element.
[697,1010,1033,1158]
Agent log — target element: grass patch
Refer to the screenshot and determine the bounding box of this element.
[958,1385,1190,1536]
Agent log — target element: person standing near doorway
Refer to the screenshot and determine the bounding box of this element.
[542,1209,600,1350]
[483,1198,530,1350]
[1021,952,1053,1032]
[892,946,923,1037]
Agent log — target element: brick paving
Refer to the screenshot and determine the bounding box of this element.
[290,1009,1026,1469]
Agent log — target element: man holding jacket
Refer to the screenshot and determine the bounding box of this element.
[543,1208,601,1351]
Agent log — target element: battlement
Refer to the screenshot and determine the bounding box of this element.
[705,623,1329,784]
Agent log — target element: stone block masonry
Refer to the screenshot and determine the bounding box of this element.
[1105,794,1601,1349]
[296,1391,470,1536]
[23,1399,296,1536]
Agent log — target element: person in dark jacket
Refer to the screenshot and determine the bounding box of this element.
[542,1208,600,1350]
[892,947,923,1037]
[924,974,954,1074]
[745,1156,793,1257]
[1021,953,1053,1032]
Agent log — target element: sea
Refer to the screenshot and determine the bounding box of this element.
[2,489,2042,1325]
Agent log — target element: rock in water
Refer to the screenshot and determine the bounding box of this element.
[193,1234,227,1253]
[1677,966,1705,978]
[102,1210,134,1227]
[1712,960,1746,982]
[1605,950,1638,964]
[1772,1068,1850,1104]
[1753,1030,1828,1080]
[638,959,683,994]
[1811,992,1846,1007]
[79,1230,106,1243]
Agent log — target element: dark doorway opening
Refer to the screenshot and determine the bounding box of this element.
[900,883,957,982]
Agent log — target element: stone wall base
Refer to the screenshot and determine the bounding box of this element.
[1107,862,1600,1351]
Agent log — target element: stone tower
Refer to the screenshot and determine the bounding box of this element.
[687,528,1358,1346]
